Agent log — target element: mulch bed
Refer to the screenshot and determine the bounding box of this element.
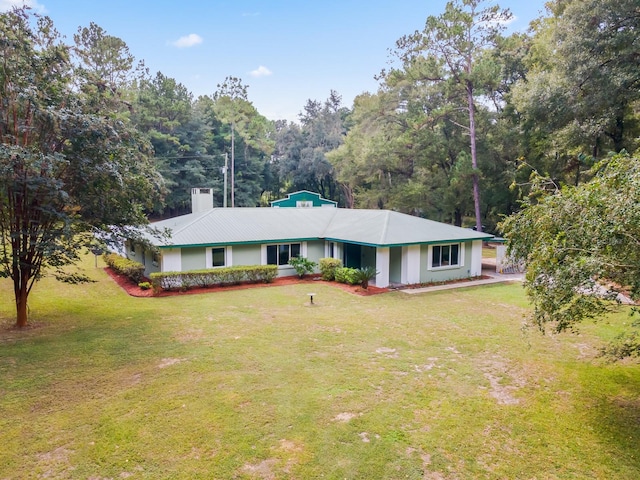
[103,268,389,298]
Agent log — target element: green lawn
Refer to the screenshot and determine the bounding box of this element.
[482,244,497,259]
[1,257,639,479]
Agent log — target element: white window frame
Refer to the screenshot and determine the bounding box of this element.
[324,241,338,259]
[206,246,232,269]
[428,243,464,271]
[262,242,306,267]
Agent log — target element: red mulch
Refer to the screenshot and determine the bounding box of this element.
[103,268,389,298]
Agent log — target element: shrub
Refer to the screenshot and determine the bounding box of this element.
[319,257,342,281]
[354,266,378,289]
[149,265,278,293]
[334,267,360,285]
[138,282,152,290]
[288,256,317,278]
[103,253,145,284]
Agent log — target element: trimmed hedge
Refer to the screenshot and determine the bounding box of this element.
[319,257,342,281]
[149,265,278,293]
[103,253,145,283]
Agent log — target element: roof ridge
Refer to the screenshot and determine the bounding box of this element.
[378,210,391,245]
[172,208,217,235]
[319,207,339,238]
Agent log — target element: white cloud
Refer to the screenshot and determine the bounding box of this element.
[171,33,203,48]
[0,0,46,13]
[250,65,273,78]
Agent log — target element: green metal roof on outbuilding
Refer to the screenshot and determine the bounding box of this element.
[148,207,493,249]
[270,190,337,208]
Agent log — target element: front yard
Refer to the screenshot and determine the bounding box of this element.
[0,257,639,479]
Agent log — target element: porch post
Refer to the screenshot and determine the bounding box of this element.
[375,247,390,288]
[401,245,421,285]
[470,240,482,277]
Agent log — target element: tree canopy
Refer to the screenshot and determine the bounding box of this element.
[0,8,162,327]
[500,152,640,357]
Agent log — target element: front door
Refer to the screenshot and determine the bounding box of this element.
[343,243,362,269]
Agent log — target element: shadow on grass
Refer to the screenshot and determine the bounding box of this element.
[585,368,640,467]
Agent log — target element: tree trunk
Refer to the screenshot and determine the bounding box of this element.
[454,208,463,227]
[467,80,482,232]
[14,279,29,328]
[340,184,354,208]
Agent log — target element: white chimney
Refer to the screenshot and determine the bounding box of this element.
[191,188,214,213]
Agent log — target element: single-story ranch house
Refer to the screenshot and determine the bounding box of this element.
[127,190,493,288]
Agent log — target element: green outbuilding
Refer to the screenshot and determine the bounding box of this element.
[270,190,337,208]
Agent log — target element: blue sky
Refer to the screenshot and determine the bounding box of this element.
[4,0,548,122]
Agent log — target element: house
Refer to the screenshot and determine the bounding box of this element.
[128,191,493,288]
[270,190,337,208]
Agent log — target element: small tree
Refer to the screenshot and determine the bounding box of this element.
[0,9,162,328]
[288,257,317,278]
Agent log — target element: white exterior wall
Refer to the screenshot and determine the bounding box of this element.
[162,248,182,272]
[470,240,482,277]
[376,247,390,288]
[401,245,421,285]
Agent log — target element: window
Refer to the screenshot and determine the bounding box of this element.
[152,251,160,267]
[206,247,227,268]
[431,244,460,268]
[267,243,301,266]
[211,247,225,267]
[128,242,136,256]
[296,200,313,207]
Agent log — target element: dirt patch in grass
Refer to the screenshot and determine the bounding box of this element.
[104,267,389,298]
[481,357,527,405]
[158,357,184,368]
[241,459,277,480]
[1,320,47,333]
[333,412,359,423]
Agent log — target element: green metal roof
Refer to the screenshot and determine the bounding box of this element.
[147,207,493,249]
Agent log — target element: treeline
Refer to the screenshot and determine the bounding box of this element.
[22,0,640,230]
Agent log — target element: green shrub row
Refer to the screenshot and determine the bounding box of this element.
[149,265,278,292]
[319,259,378,288]
[103,252,145,283]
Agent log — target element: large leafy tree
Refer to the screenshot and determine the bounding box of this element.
[133,72,208,215]
[501,152,640,357]
[512,0,640,184]
[387,0,511,231]
[276,91,347,201]
[212,78,274,207]
[0,9,161,328]
[213,77,251,208]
